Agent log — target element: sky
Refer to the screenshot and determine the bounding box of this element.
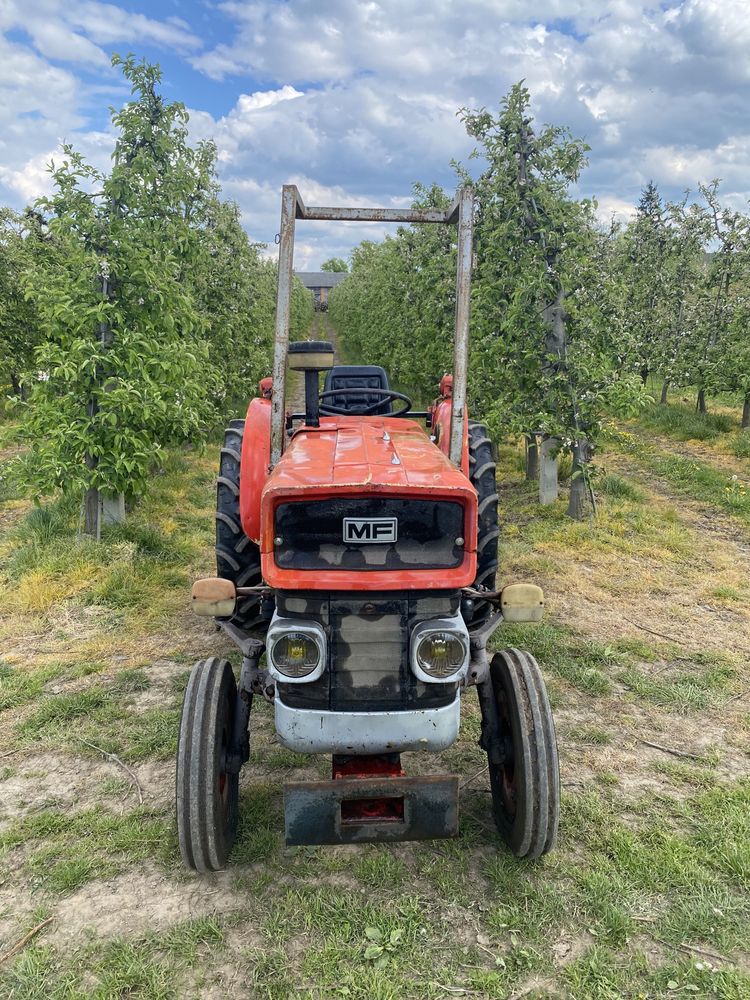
[1,0,749,268]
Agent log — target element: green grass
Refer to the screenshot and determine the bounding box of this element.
[596,471,646,502]
[565,724,612,746]
[634,401,737,441]
[619,658,736,713]
[0,449,214,637]
[612,430,750,524]
[497,444,696,563]
[7,778,749,999]
[1,806,172,895]
[0,660,105,713]
[16,684,181,762]
[497,620,626,697]
[730,430,750,459]
[0,915,227,1000]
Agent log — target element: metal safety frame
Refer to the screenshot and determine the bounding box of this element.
[270,185,474,468]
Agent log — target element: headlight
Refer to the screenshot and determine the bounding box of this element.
[410,618,469,683]
[271,633,321,677]
[266,616,326,683]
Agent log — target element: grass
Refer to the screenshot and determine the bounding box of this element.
[610,427,750,525]
[15,682,181,761]
[633,401,737,441]
[6,792,750,999]
[596,471,646,502]
[1,805,172,895]
[0,916,227,999]
[0,448,215,640]
[1,393,750,997]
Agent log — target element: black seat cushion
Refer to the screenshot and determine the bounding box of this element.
[322,365,392,415]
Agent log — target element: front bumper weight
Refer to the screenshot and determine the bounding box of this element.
[284,774,459,845]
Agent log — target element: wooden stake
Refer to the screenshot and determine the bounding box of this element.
[637,738,705,762]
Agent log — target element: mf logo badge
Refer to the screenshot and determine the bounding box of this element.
[343,517,398,544]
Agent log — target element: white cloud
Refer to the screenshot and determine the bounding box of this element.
[179,0,750,262]
[3,0,750,267]
[0,151,57,202]
[0,1,201,74]
[0,1,203,204]
[593,194,636,227]
[235,85,304,113]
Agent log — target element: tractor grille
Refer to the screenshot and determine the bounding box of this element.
[274,498,464,572]
[275,591,460,712]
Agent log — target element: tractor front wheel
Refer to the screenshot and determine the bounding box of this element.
[482,649,559,859]
[176,657,240,872]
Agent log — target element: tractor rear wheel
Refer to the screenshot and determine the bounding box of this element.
[176,657,240,872]
[216,420,268,632]
[484,648,559,858]
[467,421,499,622]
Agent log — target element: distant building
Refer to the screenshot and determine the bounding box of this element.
[295,271,348,310]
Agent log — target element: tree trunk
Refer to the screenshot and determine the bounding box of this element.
[567,441,588,521]
[640,366,649,386]
[742,392,750,429]
[539,437,559,504]
[83,271,124,539]
[696,388,706,414]
[660,379,669,405]
[525,435,539,480]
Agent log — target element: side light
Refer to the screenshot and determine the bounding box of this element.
[500,583,545,622]
[191,577,236,618]
[410,617,470,683]
[266,616,327,683]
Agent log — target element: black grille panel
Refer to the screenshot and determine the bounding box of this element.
[276,591,460,712]
[274,497,464,571]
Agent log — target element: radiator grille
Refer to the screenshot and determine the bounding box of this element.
[276,591,460,712]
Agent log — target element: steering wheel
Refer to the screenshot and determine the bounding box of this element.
[318,387,413,417]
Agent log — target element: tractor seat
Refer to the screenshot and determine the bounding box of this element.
[322,365,392,415]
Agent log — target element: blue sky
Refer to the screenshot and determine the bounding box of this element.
[2,1,749,266]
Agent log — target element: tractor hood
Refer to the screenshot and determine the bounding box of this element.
[260,416,478,591]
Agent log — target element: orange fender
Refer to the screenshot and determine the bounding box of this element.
[239,389,272,543]
[430,376,469,476]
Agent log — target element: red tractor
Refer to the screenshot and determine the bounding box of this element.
[177,186,559,872]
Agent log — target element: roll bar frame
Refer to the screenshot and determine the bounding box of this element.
[270,184,474,468]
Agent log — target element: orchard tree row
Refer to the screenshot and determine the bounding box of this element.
[329,84,750,515]
[616,180,750,422]
[0,55,312,525]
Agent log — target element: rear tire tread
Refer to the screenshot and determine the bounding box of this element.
[216,423,271,631]
[467,421,499,621]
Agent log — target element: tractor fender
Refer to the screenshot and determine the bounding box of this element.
[431,398,470,476]
[239,395,272,543]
